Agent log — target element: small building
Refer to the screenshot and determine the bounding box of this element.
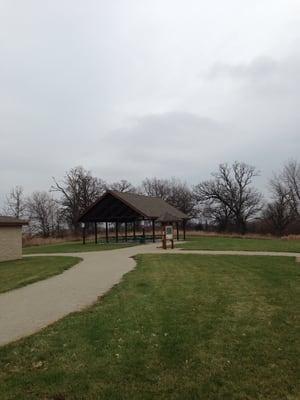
[79,191,189,243]
[0,216,28,262]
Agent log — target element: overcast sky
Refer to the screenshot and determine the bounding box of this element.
[1,0,300,204]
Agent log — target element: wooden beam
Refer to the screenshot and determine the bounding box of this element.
[142,220,145,238]
[94,221,97,244]
[87,195,141,222]
[133,221,136,240]
[125,222,128,242]
[183,220,186,240]
[105,222,109,243]
[162,223,166,249]
[82,224,86,245]
[116,221,119,243]
[152,219,155,242]
[176,222,179,241]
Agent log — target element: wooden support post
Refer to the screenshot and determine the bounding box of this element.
[105,222,109,243]
[116,221,119,243]
[82,224,86,245]
[152,219,155,242]
[176,222,179,241]
[183,220,186,240]
[94,222,97,244]
[133,221,136,240]
[162,223,166,249]
[142,220,145,238]
[125,222,128,242]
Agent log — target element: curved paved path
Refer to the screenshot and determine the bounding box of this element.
[0,243,299,347]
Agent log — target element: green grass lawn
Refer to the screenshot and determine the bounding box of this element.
[23,241,138,254]
[0,256,81,294]
[178,235,300,252]
[0,254,299,399]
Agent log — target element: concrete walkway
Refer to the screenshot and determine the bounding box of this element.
[0,243,299,347]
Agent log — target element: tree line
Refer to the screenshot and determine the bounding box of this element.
[2,160,300,237]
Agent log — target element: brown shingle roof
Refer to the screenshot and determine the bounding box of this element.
[112,191,188,220]
[79,191,188,222]
[157,211,183,222]
[0,216,28,227]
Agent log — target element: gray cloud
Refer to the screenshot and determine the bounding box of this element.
[208,56,280,82]
[1,0,300,204]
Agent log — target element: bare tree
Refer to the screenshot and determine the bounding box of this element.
[263,178,295,236]
[280,160,300,215]
[141,177,196,216]
[166,178,196,216]
[141,177,171,200]
[26,191,60,237]
[51,166,106,231]
[201,202,233,232]
[109,179,136,192]
[2,186,26,218]
[194,162,262,233]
